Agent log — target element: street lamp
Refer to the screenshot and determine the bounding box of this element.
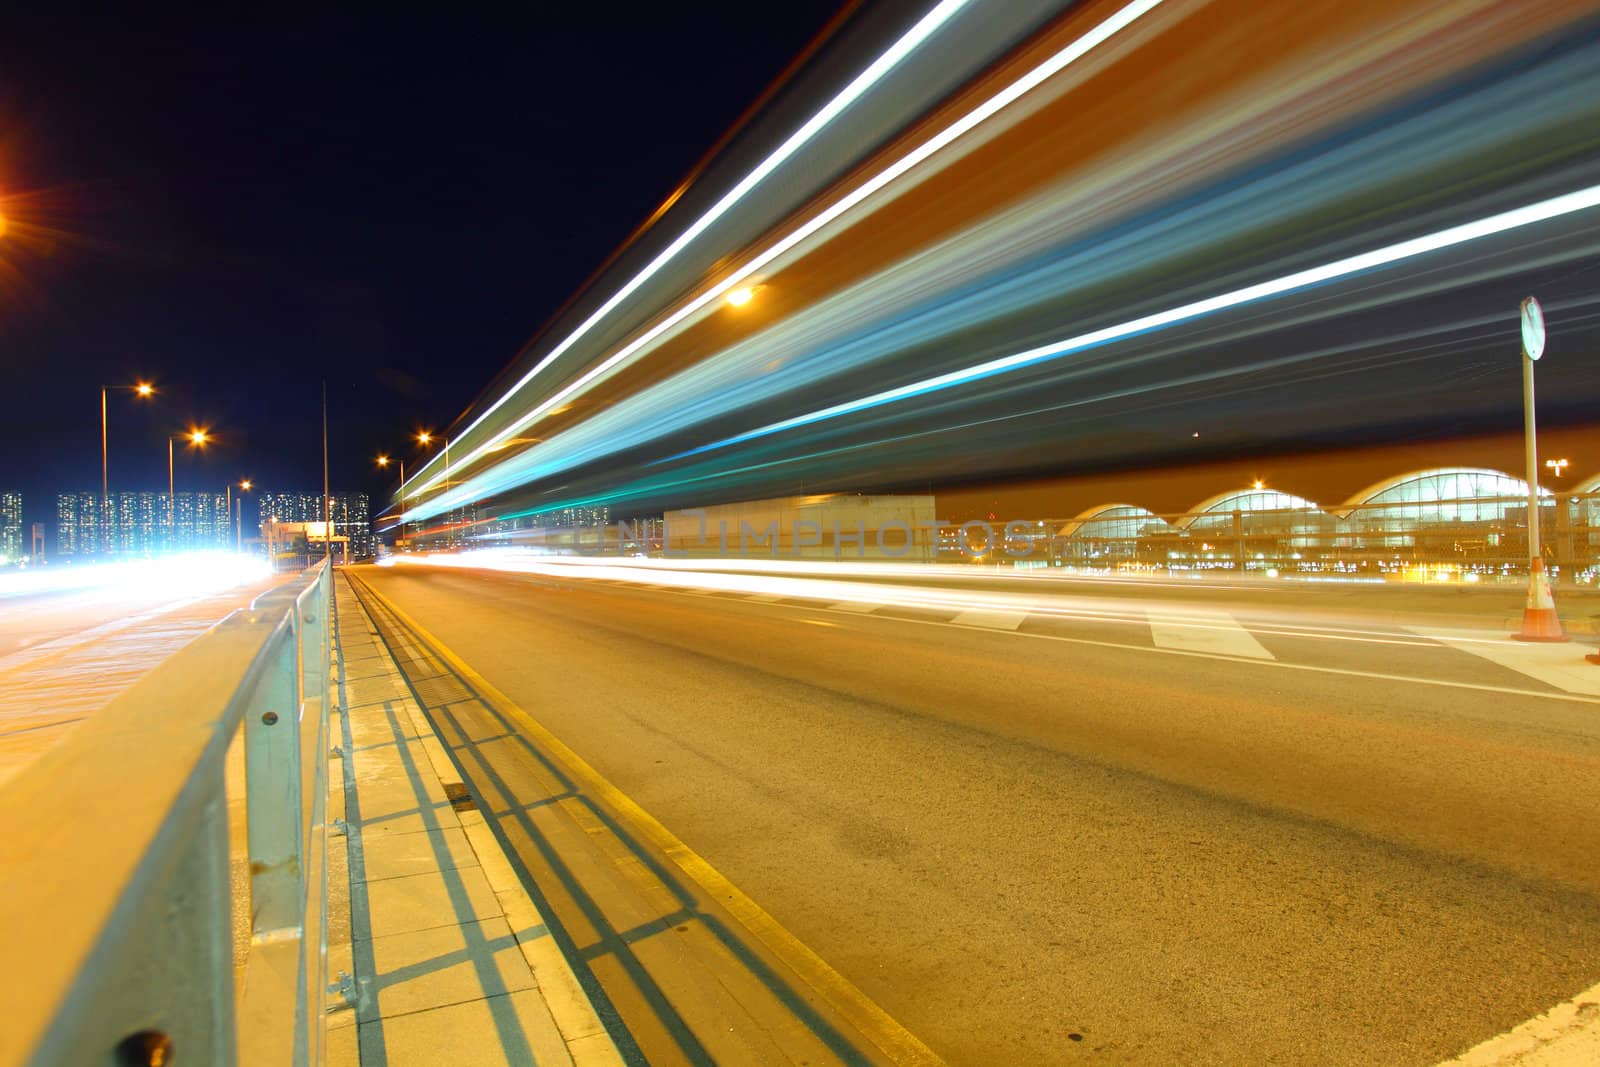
[168,428,209,551]
[101,381,155,551]
[226,478,252,554]
[416,430,452,540]
[1546,457,1569,479]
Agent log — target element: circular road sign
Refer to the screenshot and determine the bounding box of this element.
[1521,296,1546,361]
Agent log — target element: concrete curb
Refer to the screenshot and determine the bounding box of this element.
[1439,981,1600,1065]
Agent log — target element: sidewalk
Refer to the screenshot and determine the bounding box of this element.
[327,572,623,1066]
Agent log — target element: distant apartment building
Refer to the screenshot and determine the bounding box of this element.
[0,492,21,562]
[55,491,229,557]
[256,492,373,558]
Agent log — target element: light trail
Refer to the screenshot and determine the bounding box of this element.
[0,552,273,601]
[384,550,1513,651]
[405,0,1172,511]
[408,38,1600,523]
[673,182,1600,459]
[403,0,978,495]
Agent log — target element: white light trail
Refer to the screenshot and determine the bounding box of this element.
[408,0,1171,516]
[679,182,1600,456]
[0,552,274,602]
[405,0,977,494]
[386,551,1507,650]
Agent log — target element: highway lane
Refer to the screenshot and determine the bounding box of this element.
[353,562,1600,1065]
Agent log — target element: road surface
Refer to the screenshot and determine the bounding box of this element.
[351,560,1600,1065]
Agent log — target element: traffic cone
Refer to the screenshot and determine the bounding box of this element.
[1514,557,1567,642]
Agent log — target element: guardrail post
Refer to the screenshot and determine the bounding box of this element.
[241,610,309,1062]
[297,564,331,1064]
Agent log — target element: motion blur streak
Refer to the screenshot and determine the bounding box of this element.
[0,553,274,601]
[408,0,1167,501]
[397,0,1600,529]
[403,0,977,492]
[673,183,1600,461]
[385,552,1539,656]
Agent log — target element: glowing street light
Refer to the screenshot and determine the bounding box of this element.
[417,429,450,488]
[101,380,157,517]
[725,286,756,308]
[168,428,211,549]
[1546,457,1569,478]
[226,478,253,554]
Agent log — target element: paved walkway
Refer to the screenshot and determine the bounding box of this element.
[328,572,622,1066]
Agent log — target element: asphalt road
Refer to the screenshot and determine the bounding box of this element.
[354,561,1600,1065]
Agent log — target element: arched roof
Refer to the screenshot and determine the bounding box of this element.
[1176,488,1318,529]
[1570,471,1600,495]
[1333,467,1546,518]
[1056,503,1168,539]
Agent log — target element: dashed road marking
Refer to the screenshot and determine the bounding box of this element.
[1411,627,1600,697]
[950,609,1028,630]
[1148,608,1275,660]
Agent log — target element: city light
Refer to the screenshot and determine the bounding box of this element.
[725,286,756,308]
[135,382,154,397]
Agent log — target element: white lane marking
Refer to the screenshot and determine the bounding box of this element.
[950,609,1029,630]
[797,602,1600,705]
[1437,978,1600,1065]
[1148,608,1274,660]
[1409,627,1600,697]
[451,563,1599,702]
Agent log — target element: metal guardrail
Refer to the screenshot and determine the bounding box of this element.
[0,562,334,1067]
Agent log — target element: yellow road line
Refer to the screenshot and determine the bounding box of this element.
[352,571,947,1067]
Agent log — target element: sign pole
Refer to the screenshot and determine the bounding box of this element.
[1515,296,1564,641]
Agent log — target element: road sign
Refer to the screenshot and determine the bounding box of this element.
[1521,296,1546,361]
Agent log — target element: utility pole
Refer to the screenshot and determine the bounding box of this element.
[322,381,332,565]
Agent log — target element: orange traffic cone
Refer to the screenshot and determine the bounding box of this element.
[1514,557,1567,642]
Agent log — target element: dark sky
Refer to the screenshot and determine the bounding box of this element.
[0,3,841,528]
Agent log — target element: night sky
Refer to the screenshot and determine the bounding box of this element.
[0,4,842,529]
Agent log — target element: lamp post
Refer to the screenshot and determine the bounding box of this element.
[168,428,209,552]
[226,479,252,554]
[417,431,449,543]
[101,382,155,552]
[377,454,404,545]
[1516,297,1564,641]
